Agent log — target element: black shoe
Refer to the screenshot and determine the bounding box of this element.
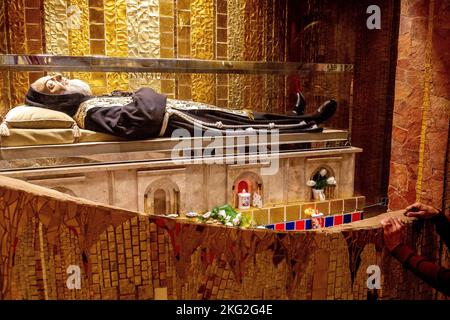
[292,91,306,115]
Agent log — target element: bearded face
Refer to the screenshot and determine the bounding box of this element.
[31,74,92,96]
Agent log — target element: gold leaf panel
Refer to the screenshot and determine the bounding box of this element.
[10,72,28,107]
[0,0,7,54]
[191,0,215,104]
[228,0,245,108]
[106,0,129,92]
[0,72,11,117]
[44,0,69,55]
[7,0,27,54]
[126,0,160,93]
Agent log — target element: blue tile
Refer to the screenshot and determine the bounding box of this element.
[343,214,352,224]
[266,224,274,230]
[285,221,295,231]
[325,216,334,227]
[305,219,312,230]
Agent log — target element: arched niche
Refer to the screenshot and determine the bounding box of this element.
[310,165,336,200]
[231,171,263,208]
[144,178,180,215]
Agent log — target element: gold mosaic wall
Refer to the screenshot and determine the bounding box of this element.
[0,0,289,116]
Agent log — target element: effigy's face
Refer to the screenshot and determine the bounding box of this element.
[31,74,92,96]
[32,74,69,94]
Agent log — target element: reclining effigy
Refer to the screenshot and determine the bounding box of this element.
[16,74,337,140]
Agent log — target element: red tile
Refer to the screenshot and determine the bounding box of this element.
[352,212,361,222]
[334,215,343,225]
[275,223,285,231]
[295,220,305,230]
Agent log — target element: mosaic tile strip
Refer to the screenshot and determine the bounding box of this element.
[266,211,364,231]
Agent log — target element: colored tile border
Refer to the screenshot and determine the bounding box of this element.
[264,211,364,231]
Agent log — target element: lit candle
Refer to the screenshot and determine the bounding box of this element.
[238,189,251,209]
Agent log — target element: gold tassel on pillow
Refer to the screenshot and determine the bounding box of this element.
[0,121,10,137]
[72,123,81,138]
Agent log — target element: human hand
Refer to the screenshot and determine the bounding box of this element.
[404,202,440,219]
[381,217,406,251]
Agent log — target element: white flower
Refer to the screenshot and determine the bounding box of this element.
[186,211,198,218]
[236,213,242,219]
[320,168,328,177]
[225,215,231,222]
[327,176,336,185]
[232,217,241,226]
[202,211,211,219]
[225,222,233,226]
[306,180,316,187]
[218,210,226,218]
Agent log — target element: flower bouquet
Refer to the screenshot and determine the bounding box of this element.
[306,168,336,201]
[186,204,253,228]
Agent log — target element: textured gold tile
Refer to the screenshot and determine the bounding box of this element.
[356,196,366,211]
[191,0,215,104]
[90,8,104,23]
[253,209,269,226]
[160,48,174,58]
[330,200,344,214]
[344,198,357,213]
[0,72,11,116]
[160,17,174,33]
[217,28,227,43]
[178,10,190,27]
[160,34,174,49]
[26,0,42,8]
[25,8,41,24]
[217,13,227,28]
[159,0,173,16]
[0,0,7,54]
[177,27,190,42]
[269,207,285,224]
[90,40,105,55]
[27,40,42,54]
[8,0,27,54]
[26,24,42,40]
[69,0,90,56]
[44,0,69,54]
[316,201,330,215]
[217,0,227,14]
[10,72,28,107]
[177,40,190,57]
[216,86,228,100]
[89,0,103,7]
[161,79,175,95]
[90,24,105,40]
[178,0,190,11]
[178,85,191,100]
[286,205,300,222]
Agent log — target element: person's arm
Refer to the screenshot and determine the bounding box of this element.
[382,216,450,296]
[391,243,450,296]
[405,203,450,249]
[430,210,450,249]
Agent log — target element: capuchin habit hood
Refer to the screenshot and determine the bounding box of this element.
[25,86,92,117]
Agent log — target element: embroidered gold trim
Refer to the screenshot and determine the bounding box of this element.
[73,96,133,128]
[167,99,254,120]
